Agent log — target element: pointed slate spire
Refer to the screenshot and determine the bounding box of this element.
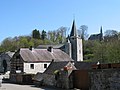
[100,26,103,41]
[70,20,77,37]
[100,26,103,34]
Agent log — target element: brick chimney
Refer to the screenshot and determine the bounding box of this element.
[47,46,53,53]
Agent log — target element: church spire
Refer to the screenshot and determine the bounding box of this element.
[100,26,103,41]
[70,20,77,37]
[100,26,103,34]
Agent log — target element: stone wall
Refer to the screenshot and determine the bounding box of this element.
[43,74,56,86]
[89,69,120,90]
[42,71,70,89]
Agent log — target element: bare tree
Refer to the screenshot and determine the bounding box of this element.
[78,25,88,40]
[104,30,118,41]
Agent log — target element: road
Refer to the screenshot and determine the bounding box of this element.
[0,83,65,90]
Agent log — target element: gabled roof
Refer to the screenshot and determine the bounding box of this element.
[75,62,97,70]
[34,61,76,81]
[6,51,15,58]
[44,61,76,74]
[1,51,14,58]
[19,48,73,63]
[70,20,77,37]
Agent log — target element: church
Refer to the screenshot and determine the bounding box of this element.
[38,20,83,62]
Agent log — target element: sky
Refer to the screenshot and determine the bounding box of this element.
[0,0,120,43]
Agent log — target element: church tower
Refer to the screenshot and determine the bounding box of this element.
[68,20,83,62]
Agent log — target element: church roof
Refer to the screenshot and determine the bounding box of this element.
[70,20,77,37]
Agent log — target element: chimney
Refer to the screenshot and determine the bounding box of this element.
[47,46,53,53]
[29,46,33,51]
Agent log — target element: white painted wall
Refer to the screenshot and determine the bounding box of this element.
[77,38,83,61]
[23,62,50,74]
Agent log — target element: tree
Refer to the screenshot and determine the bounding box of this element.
[105,41,120,63]
[57,27,67,43]
[41,30,47,40]
[104,30,118,42]
[47,27,67,44]
[78,25,88,40]
[19,36,29,48]
[1,37,14,52]
[83,40,94,61]
[93,41,107,63]
[32,29,40,39]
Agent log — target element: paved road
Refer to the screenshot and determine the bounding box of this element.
[0,83,65,90]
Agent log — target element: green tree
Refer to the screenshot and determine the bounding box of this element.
[105,41,120,63]
[1,37,14,52]
[93,41,107,63]
[41,30,47,40]
[83,40,94,61]
[19,36,29,48]
[32,29,40,39]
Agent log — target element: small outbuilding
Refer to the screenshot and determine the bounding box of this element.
[33,61,76,89]
[0,51,14,73]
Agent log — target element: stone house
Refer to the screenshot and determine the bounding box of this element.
[0,51,14,73]
[10,47,73,83]
[33,61,76,89]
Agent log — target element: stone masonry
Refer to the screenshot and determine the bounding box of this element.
[89,69,120,90]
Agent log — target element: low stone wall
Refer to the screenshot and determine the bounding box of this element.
[89,69,120,90]
[43,74,56,86]
[42,71,70,89]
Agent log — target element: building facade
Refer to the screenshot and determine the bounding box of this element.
[66,20,83,62]
[0,51,14,73]
[10,47,73,75]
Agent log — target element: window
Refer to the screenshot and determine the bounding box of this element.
[30,64,34,69]
[16,66,19,70]
[44,64,47,68]
[79,50,81,54]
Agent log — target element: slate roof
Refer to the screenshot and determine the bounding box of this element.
[19,48,73,63]
[0,51,14,58]
[75,62,97,70]
[44,61,76,74]
[6,52,15,58]
[70,20,77,37]
[88,34,101,40]
[33,61,76,81]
